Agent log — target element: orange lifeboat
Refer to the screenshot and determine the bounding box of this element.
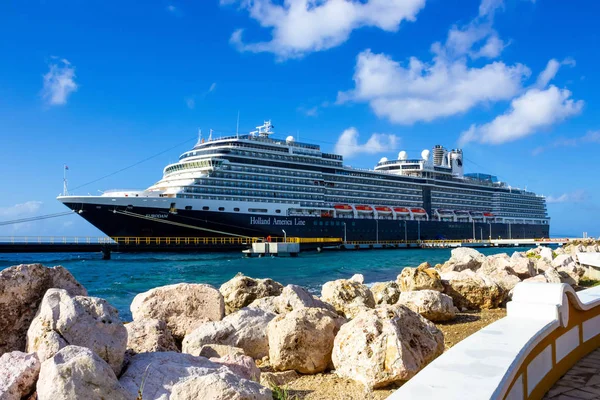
[410,208,426,214]
[374,206,392,215]
[355,205,374,213]
[483,212,494,217]
[334,204,353,213]
[394,207,410,215]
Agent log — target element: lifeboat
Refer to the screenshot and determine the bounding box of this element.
[394,207,410,215]
[410,208,427,214]
[438,209,455,215]
[374,206,392,215]
[483,212,495,217]
[334,204,353,213]
[455,210,471,218]
[355,205,374,214]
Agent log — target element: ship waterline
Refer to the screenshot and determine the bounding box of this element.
[58,120,550,241]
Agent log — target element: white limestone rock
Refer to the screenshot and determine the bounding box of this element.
[477,255,521,298]
[544,267,563,284]
[36,346,130,400]
[350,274,365,284]
[540,246,554,261]
[247,296,280,314]
[552,254,576,269]
[321,278,375,319]
[0,351,40,400]
[397,290,457,322]
[275,284,336,314]
[170,370,272,400]
[0,263,86,355]
[219,274,283,314]
[439,248,486,273]
[332,305,444,389]
[182,307,276,359]
[397,262,443,292]
[125,318,178,356]
[370,281,401,305]
[26,288,127,375]
[119,351,224,400]
[509,252,536,279]
[523,274,549,283]
[267,308,345,374]
[209,353,261,381]
[440,270,504,310]
[131,283,225,340]
[198,344,246,359]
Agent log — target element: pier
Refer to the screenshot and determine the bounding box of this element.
[0,236,575,257]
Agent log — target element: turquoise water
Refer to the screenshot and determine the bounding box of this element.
[0,247,531,321]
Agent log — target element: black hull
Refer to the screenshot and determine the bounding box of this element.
[64,203,550,241]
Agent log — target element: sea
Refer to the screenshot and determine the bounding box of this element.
[0,247,532,321]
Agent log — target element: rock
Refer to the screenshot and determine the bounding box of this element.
[321,279,375,319]
[219,274,283,314]
[544,267,563,284]
[534,258,552,273]
[523,274,548,283]
[0,351,40,400]
[332,305,444,389]
[199,344,246,359]
[370,281,401,305]
[247,296,280,314]
[440,270,504,310]
[509,252,536,279]
[125,318,178,356]
[477,255,521,296]
[182,308,276,359]
[275,284,336,314]
[0,263,86,355]
[209,353,260,381]
[170,370,272,400]
[260,370,299,387]
[540,247,554,261]
[397,290,457,322]
[267,308,345,374]
[554,247,566,256]
[36,346,130,400]
[350,274,365,284]
[557,264,584,286]
[131,283,224,341]
[119,351,224,400]
[26,289,127,375]
[439,248,486,273]
[397,262,443,292]
[552,254,576,269]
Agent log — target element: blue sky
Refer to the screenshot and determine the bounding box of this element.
[1,0,598,238]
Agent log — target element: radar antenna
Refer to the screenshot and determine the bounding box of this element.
[250,120,275,137]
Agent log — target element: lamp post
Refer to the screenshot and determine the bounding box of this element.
[403,220,407,242]
[417,219,421,242]
[488,222,492,241]
[342,222,347,244]
[375,218,379,244]
[480,227,483,241]
[508,222,512,239]
[282,229,287,242]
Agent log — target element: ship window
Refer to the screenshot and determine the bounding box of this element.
[234,207,240,212]
[202,206,209,211]
[218,207,225,211]
[275,209,281,214]
[185,206,192,210]
[249,208,268,213]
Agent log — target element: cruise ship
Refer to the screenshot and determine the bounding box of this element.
[58,121,549,241]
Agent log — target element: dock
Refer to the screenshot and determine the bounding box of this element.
[0,236,576,258]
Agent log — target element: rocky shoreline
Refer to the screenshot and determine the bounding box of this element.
[1,241,598,400]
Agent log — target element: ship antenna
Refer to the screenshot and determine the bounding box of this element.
[209,129,213,141]
[236,111,240,138]
[197,128,203,145]
[63,164,69,196]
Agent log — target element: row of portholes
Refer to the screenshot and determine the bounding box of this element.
[192,205,282,214]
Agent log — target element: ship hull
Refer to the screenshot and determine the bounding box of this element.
[63,202,550,241]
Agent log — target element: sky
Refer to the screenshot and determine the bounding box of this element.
[0,0,599,238]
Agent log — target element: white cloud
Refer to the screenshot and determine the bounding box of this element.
[297,106,319,117]
[459,85,583,145]
[338,50,529,124]
[334,127,399,159]
[536,58,576,88]
[41,58,77,106]
[0,201,43,219]
[209,82,217,92]
[532,130,600,155]
[225,0,426,59]
[185,97,195,109]
[338,0,532,124]
[546,190,587,204]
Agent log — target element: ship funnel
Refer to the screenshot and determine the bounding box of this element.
[433,145,446,166]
